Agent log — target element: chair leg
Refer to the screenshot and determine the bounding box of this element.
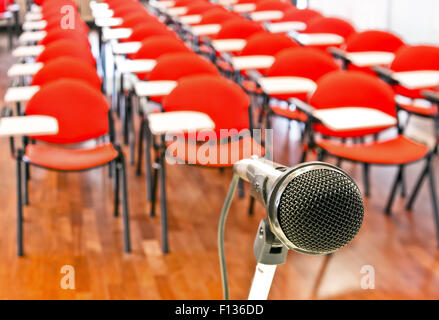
[150,159,159,217]
[119,153,132,253]
[108,161,113,179]
[427,165,439,247]
[128,94,135,166]
[23,163,29,206]
[384,165,404,215]
[123,99,130,146]
[114,161,120,217]
[248,196,255,216]
[400,167,406,198]
[238,178,245,199]
[136,118,145,176]
[17,155,23,257]
[363,163,370,197]
[406,161,429,211]
[158,152,169,254]
[145,125,153,202]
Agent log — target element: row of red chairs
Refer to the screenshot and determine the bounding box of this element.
[9,0,131,256]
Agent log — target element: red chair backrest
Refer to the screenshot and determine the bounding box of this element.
[107,0,138,9]
[147,52,220,81]
[241,31,299,56]
[162,75,250,136]
[185,1,217,15]
[39,28,90,46]
[309,71,396,117]
[174,0,208,7]
[125,23,177,42]
[112,2,145,17]
[37,39,96,67]
[31,57,101,89]
[120,12,160,29]
[390,45,439,72]
[345,30,404,53]
[280,8,323,24]
[216,19,264,40]
[255,0,295,12]
[130,36,192,60]
[26,79,110,144]
[200,8,239,25]
[267,47,339,81]
[306,16,356,39]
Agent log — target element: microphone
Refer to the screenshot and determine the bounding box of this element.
[234,156,364,255]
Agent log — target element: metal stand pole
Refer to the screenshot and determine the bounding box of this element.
[247,219,288,300]
[248,263,278,300]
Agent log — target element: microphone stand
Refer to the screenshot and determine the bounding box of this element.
[248,219,288,300]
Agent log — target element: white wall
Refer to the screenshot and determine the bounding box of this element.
[308,0,439,45]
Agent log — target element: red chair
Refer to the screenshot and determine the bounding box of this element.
[149,75,263,252]
[303,16,355,51]
[376,45,439,117]
[391,45,439,98]
[128,36,192,78]
[17,79,131,256]
[314,90,439,246]
[310,71,396,138]
[266,46,339,102]
[38,28,90,47]
[174,0,208,7]
[136,52,221,175]
[333,30,405,73]
[185,1,218,15]
[199,8,239,25]
[238,31,299,76]
[216,18,264,40]
[124,23,177,43]
[254,0,295,12]
[346,30,404,53]
[107,0,139,9]
[119,12,161,29]
[147,52,220,84]
[303,71,398,196]
[241,31,299,57]
[305,16,356,39]
[111,2,145,18]
[36,39,96,67]
[280,8,323,24]
[254,47,339,135]
[31,57,102,89]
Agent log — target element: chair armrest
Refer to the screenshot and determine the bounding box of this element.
[372,66,398,84]
[0,115,59,137]
[289,98,316,116]
[147,111,215,136]
[422,90,439,104]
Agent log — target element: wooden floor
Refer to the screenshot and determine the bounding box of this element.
[2,33,439,300]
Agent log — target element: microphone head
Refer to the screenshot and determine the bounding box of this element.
[267,162,364,255]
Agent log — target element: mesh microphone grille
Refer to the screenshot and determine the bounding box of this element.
[278,168,364,254]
